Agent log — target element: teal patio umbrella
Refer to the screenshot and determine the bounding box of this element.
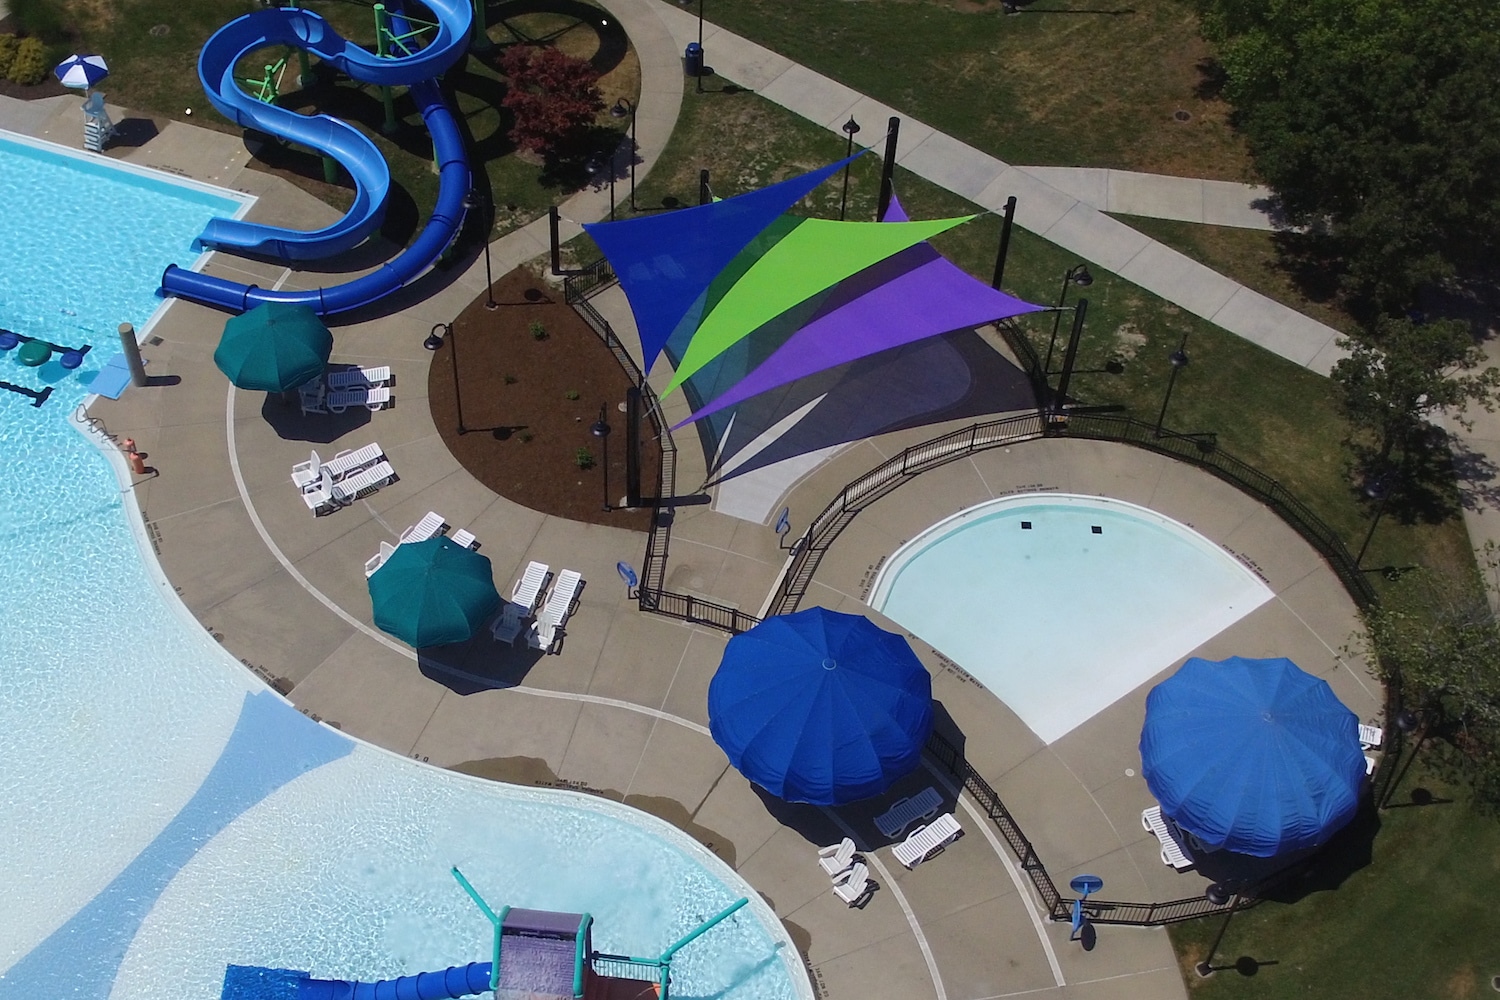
[214,302,332,392]
[368,537,501,647]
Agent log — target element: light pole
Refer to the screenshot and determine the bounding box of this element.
[1194,883,1241,978]
[591,404,612,511]
[1380,708,1423,809]
[425,322,467,435]
[839,116,861,221]
[681,0,704,92]
[610,97,636,210]
[1043,264,1093,374]
[1356,473,1396,567]
[462,189,497,310]
[1153,334,1190,438]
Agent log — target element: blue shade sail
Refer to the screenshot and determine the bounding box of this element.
[707,607,933,806]
[1139,656,1366,858]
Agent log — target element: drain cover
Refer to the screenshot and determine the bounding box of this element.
[1173,109,1192,122]
[149,23,170,36]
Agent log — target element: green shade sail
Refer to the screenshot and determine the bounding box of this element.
[368,536,501,647]
[214,301,333,392]
[665,215,974,393]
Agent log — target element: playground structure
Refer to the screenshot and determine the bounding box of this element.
[220,868,750,1000]
[160,0,474,315]
[0,329,92,407]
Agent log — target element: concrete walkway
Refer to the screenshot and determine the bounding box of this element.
[1016,166,1281,231]
[650,2,1345,376]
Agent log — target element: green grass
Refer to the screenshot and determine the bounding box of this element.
[1168,760,1500,1000]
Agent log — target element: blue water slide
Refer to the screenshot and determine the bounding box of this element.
[222,962,494,1000]
[160,0,473,315]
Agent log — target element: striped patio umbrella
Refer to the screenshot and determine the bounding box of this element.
[54,54,109,89]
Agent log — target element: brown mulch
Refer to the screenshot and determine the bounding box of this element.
[428,266,659,531]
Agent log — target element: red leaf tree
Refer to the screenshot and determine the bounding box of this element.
[499,45,604,158]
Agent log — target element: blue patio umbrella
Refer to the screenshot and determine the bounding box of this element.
[54,54,109,89]
[708,607,933,806]
[214,302,332,392]
[1139,656,1366,858]
[368,537,501,647]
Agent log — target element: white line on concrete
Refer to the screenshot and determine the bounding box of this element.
[223,385,711,739]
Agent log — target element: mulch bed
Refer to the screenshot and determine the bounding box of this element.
[428,266,659,531]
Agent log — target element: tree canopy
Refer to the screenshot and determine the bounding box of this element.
[500,45,604,159]
[1198,0,1500,313]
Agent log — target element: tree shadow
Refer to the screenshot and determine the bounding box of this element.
[259,392,372,443]
[486,0,629,78]
[1193,58,1227,102]
[1271,229,1352,313]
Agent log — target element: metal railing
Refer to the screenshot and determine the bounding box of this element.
[563,257,615,303]
[924,730,1251,926]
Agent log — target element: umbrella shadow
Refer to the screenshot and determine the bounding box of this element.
[416,630,548,693]
[1204,795,1381,901]
[260,393,372,443]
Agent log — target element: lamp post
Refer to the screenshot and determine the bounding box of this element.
[1043,264,1093,374]
[1355,473,1397,568]
[1194,883,1241,978]
[1153,334,1190,438]
[591,404,612,511]
[462,189,497,310]
[425,322,467,435]
[681,0,704,92]
[1380,708,1424,809]
[610,97,636,210]
[839,116,861,221]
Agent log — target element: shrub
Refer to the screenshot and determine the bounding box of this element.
[10,0,69,44]
[499,45,604,158]
[564,389,580,400]
[502,373,517,384]
[7,37,48,85]
[518,431,533,443]
[0,36,19,78]
[528,320,547,340]
[574,447,594,470]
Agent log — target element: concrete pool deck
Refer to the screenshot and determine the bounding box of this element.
[5,22,1380,1000]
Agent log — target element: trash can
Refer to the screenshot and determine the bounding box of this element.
[684,41,703,78]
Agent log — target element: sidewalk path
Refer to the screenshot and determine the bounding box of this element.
[650,2,1346,376]
[1017,166,1281,231]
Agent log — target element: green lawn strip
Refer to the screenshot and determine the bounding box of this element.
[1167,763,1500,1000]
[700,0,1252,180]
[607,82,1473,593]
[1112,214,1359,337]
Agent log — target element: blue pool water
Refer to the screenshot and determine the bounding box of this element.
[0,133,802,1000]
[871,493,1273,743]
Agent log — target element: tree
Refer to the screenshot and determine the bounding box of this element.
[1331,316,1500,469]
[1198,0,1500,313]
[499,45,603,159]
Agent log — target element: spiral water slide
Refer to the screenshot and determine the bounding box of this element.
[160,0,473,315]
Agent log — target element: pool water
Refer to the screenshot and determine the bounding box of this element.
[871,493,1274,743]
[0,133,803,1000]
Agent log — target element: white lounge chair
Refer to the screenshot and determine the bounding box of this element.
[891,813,962,868]
[1365,754,1377,776]
[511,561,551,615]
[831,862,872,907]
[874,786,943,839]
[302,468,339,516]
[323,443,384,480]
[331,460,396,504]
[328,365,392,390]
[291,450,323,490]
[450,528,478,550]
[1359,724,1384,749]
[365,540,398,578]
[818,838,857,877]
[1142,806,1194,871]
[400,511,447,544]
[491,601,527,644]
[297,378,327,415]
[327,386,392,413]
[528,569,582,652]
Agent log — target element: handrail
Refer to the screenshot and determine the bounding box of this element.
[660,897,748,959]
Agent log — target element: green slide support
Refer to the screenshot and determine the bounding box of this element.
[450,866,509,991]
[573,913,593,998]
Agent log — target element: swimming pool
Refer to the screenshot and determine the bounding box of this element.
[0,134,804,1000]
[870,493,1274,743]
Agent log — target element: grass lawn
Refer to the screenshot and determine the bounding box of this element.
[1167,759,1500,1000]
[590,79,1476,597]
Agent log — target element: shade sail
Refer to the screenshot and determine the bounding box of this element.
[214,301,332,392]
[707,607,933,805]
[1139,656,1366,858]
[368,537,501,647]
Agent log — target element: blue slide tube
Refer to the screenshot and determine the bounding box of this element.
[160,0,473,315]
[223,962,495,1000]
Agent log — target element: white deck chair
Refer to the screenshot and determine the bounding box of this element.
[328,365,392,390]
[323,443,383,480]
[818,838,857,877]
[302,468,338,516]
[298,378,327,415]
[400,511,447,544]
[891,813,962,868]
[831,862,872,907]
[365,541,397,578]
[450,528,478,550]
[291,451,323,490]
[528,569,582,652]
[1359,724,1384,749]
[875,786,943,839]
[491,600,527,643]
[331,460,395,504]
[1142,806,1194,871]
[327,386,392,413]
[1365,755,1377,776]
[511,561,551,615]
